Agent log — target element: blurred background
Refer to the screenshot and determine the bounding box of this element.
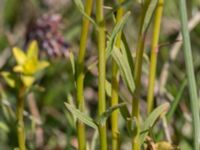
[0,0,200,149]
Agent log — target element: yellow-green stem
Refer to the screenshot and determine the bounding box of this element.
[131,34,145,150]
[76,0,93,149]
[111,1,124,150]
[131,0,155,148]
[17,85,26,150]
[147,0,164,114]
[96,0,107,149]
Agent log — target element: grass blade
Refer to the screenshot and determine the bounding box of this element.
[167,79,187,121]
[178,0,200,149]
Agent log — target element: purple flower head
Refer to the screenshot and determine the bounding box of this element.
[26,14,70,58]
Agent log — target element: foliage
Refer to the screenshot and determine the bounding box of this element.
[0,0,199,150]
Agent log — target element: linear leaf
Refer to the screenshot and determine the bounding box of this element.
[119,97,131,120]
[69,52,76,76]
[97,103,126,126]
[141,0,158,34]
[73,0,98,28]
[112,47,135,94]
[0,121,9,132]
[167,79,187,121]
[126,117,139,137]
[64,102,98,129]
[105,79,131,121]
[1,71,17,88]
[121,33,134,75]
[105,80,111,97]
[91,130,98,150]
[178,0,200,149]
[140,103,169,144]
[106,12,131,59]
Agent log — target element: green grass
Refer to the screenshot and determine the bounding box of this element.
[178,0,200,149]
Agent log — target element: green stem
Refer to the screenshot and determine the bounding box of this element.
[111,1,124,150]
[147,0,164,114]
[16,85,26,150]
[96,0,107,149]
[131,0,151,149]
[131,34,145,150]
[76,0,93,149]
[166,79,187,121]
[178,0,200,149]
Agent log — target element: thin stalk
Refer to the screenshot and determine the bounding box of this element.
[178,0,200,149]
[76,0,93,149]
[111,0,124,149]
[131,1,151,149]
[96,0,107,150]
[147,0,164,114]
[16,85,26,150]
[131,19,145,150]
[166,79,187,121]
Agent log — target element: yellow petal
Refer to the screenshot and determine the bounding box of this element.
[12,47,27,65]
[21,75,35,87]
[13,65,24,73]
[23,59,38,75]
[27,40,39,59]
[37,61,49,71]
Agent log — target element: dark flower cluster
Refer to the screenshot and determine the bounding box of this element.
[25,14,70,57]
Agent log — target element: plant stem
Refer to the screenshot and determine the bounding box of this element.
[166,79,187,121]
[131,34,145,150]
[147,0,164,114]
[96,0,107,149]
[76,0,93,149]
[178,0,200,149]
[111,1,124,150]
[16,85,26,150]
[131,0,151,149]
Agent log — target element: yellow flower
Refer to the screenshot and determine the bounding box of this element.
[12,40,49,87]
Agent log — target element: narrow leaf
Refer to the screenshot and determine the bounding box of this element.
[121,33,134,75]
[105,80,131,120]
[119,98,131,120]
[140,103,169,144]
[112,47,135,94]
[178,0,200,149]
[69,51,76,76]
[105,80,111,97]
[0,121,9,132]
[64,102,98,129]
[97,103,126,126]
[1,71,17,88]
[91,130,98,150]
[73,0,98,28]
[167,79,187,121]
[106,12,131,58]
[141,0,158,34]
[126,117,139,137]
